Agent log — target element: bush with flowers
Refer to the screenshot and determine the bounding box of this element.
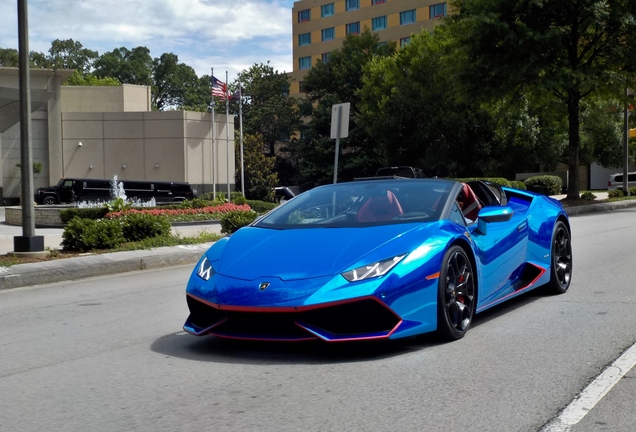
[105,202,252,223]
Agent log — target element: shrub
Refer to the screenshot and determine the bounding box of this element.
[455,177,513,187]
[220,210,258,234]
[62,217,125,251]
[629,187,636,196]
[608,189,624,198]
[233,194,247,205]
[510,180,526,190]
[524,175,563,196]
[121,213,171,242]
[580,191,596,200]
[178,198,210,209]
[60,207,109,223]
[246,200,278,214]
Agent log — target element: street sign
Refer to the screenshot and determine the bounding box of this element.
[330,103,350,139]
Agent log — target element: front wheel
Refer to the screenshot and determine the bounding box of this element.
[42,196,58,205]
[545,221,572,294]
[437,246,476,341]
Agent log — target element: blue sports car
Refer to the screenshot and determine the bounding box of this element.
[184,178,572,342]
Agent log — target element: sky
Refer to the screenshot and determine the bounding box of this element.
[0,0,296,81]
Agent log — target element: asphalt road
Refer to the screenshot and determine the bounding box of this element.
[1,208,635,432]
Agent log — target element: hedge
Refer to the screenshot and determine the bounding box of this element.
[524,175,563,196]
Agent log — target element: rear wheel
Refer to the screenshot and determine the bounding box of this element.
[546,221,572,294]
[437,246,476,341]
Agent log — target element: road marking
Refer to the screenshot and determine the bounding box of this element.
[542,341,636,431]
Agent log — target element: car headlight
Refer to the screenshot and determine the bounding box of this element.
[342,254,406,282]
[196,256,215,281]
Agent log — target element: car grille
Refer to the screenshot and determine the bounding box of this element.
[185,295,401,342]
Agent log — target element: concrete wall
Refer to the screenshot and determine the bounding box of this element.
[2,110,51,198]
[60,110,235,194]
[60,84,151,113]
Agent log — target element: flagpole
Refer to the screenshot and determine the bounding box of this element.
[211,67,216,198]
[239,75,245,196]
[225,70,231,202]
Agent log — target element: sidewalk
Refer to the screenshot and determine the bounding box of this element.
[1,193,635,291]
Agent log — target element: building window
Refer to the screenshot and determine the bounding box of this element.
[298,9,310,22]
[372,0,386,4]
[299,56,311,70]
[346,22,360,35]
[298,33,311,46]
[322,27,335,41]
[345,0,359,12]
[322,52,331,63]
[299,81,307,93]
[430,3,447,19]
[400,10,416,25]
[372,16,387,31]
[400,37,411,47]
[321,3,335,17]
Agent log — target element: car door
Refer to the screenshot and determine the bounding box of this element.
[467,205,529,307]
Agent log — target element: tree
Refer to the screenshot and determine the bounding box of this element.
[47,39,98,74]
[64,70,120,86]
[0,48,19,67]
[152,53,200,110]
[233,62,300,158]
[93,46,153,86]
[292,30,396,189]
[448,0,636,198]
[238,133,278,201]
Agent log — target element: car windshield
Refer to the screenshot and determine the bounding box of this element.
[254,179,454,229]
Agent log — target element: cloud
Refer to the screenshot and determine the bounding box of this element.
[0,0,294,80]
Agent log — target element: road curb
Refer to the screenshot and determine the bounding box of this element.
[564,199,636,216]
[0,242,212,291]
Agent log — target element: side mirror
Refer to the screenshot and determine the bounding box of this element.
[476,206,513,235]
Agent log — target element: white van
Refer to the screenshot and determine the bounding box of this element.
[607,172,636,190]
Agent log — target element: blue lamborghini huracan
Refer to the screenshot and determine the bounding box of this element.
[184,178,572,342]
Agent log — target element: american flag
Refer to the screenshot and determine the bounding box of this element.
[211,76,227,98]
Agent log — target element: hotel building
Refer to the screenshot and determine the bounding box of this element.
[290,0,449,94]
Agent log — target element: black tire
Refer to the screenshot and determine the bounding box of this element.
[437,245,476,341]
[42,196,58,205]
[545,220,572,294]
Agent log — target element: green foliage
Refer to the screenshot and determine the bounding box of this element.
[510,181,527,191]
[93,46,153,86]
[121,213,171,242]
[246,200,278,214]
[178,198,210,209]
[524,176,563,196]
[238,133,278,201]
[581,191,597,200]
[608,189,624,198]
[65,70,120,86]
[152,53,201,111]
[293,30,397,189]
[15,161,43,175]
[233,62,301,157]
[104,197,132,212]
[233,194,247,205]
[62,217,125,251]
[220,210,258,234]
[630,187,636,196]
[454,177,513,187]
[60,207,109,223]
[48,39,98,73]
[0,48,18,67]
[447,0,636,197]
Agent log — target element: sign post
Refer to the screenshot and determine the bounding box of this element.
[330,102,350,184]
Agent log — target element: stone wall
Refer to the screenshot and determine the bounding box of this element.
[5,206,70,228]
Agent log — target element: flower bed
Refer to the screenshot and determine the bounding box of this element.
[105,203,252,223]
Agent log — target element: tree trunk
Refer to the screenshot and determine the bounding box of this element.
[567,90,581,199]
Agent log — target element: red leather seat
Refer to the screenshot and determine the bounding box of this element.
[357,190,404,222]
[460,183,482,221]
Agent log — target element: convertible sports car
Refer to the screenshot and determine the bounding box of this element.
[184,178,572,342]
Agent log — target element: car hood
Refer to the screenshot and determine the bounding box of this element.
[215,223,440,282]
